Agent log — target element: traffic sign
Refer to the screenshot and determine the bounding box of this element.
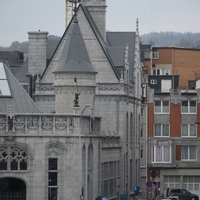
[146,181,152,187]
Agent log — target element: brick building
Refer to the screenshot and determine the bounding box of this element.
[147,61,200,198]
[150,47,200,89]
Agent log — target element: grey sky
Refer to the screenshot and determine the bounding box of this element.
[1,0,200,47]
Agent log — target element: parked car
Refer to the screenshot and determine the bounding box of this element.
[166,188,199,200]
[162,196,180,200]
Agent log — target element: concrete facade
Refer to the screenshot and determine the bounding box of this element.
[147,75,200,199]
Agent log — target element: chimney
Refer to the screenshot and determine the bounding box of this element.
[82,0,107,41]
[28,31,48,75]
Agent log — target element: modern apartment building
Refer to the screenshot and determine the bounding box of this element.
[146,46,200,198]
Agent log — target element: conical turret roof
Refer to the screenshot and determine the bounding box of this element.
[53,17,96,74]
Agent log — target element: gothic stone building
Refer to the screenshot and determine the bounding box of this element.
[0,1,143,199]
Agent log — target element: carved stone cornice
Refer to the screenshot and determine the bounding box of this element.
[35,95,55,102]
[54,74,95,81]
[54,87,95,95]
[36,83,54,92]
[98,83,125,92]
[94,95,127,102]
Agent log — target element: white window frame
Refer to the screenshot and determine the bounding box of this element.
[152,146,171,163]
[181,124,197,137]
[150,79,157,84]
[153,68,170,75]
[181,146,197,161]
[152,51,159,59]
[153,69,160,75]
[154,123,170,137]
[154,101,170,114]
[181,101,196,114]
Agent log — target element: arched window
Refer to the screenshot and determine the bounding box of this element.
[88,144,93,171]
[47,143,62,200]
[126,112,129,143]
[0,147,28,171]
[130,113,133,146]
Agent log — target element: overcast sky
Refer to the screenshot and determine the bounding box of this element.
[1,0,200,47]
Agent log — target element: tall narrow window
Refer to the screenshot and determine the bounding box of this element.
[126,113,129,143]
[48,158,58,200]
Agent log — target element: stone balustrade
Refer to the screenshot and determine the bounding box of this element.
[0,114,101,136]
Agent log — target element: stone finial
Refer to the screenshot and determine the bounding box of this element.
[136,18,139,31]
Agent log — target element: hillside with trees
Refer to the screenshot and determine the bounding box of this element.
[0,35,61,54]
[140,32,200,48]
[0,32,200,53]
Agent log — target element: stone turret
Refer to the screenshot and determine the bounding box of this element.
[81,0,107,41]
[53,15,97,114]
[28,31,48,75]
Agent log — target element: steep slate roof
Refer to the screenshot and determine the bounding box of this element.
[0,62,41,113]
[106,32,136,82]
[10,59,28,83]
[81,4,136,82]
[53,15,96,74]
[80,4,120,79]
[42,3,136,81]
[0,51,24,67]
[0,51,28,84]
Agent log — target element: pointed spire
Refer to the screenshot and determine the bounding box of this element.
[53,17,96,74]
[136,18,139,31]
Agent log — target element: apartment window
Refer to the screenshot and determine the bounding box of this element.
[155,101,169,113]
[188,80,196,89]
[152,146,171,163]
[182,124,196,137]
[153,69,160,75]
[182,146,197,160]
[182,101,196,113]
[152,51,159,59]
[154,124,169,137]
[48,158,58,200]
[150,79,157,84]
[153,69,170,75]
